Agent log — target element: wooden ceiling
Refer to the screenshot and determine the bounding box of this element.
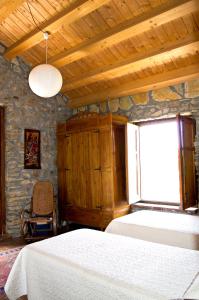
[0,0,199,108]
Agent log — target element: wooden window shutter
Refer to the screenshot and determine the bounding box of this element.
[177,115,197,209]
[126,123,141,204]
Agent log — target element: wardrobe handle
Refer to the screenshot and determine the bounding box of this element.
[96,205,103,209]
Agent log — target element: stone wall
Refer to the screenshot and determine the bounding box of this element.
[73,79,199,204]
[0,54,72,237]
[73,80,199,120]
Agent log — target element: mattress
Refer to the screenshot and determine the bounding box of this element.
[5,229,199,300]
[105,210,199,250]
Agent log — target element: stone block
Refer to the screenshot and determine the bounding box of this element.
[100,102,108,113]
[172,84,183,96]
[119,96,133,111]
[89,104,99,113]
[108,98,119,112]
[78,106,86,112]
[162,108,170,115]
[152,87,181,101]
[132,92,148,105]
[151,110,162,117]
[185,79,199,98]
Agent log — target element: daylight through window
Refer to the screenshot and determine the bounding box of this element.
[139,121,180,203]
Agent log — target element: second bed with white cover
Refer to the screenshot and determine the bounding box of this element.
[105,210,199,250]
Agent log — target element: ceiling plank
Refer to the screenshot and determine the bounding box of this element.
[4,0,110,59]
[0,0,25,24]
[67,63,199,108]
[49,0,198,68]
[62,33,199,92]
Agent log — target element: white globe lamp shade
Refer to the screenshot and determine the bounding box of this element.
[29,64,63,98]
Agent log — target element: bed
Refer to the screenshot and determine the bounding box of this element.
[5,229,199,300]
[105,210,199,250]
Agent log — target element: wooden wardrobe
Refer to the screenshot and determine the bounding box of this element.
[57,112,130,229]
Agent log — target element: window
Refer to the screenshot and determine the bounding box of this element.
[140,120,180,203]
[126,116,197,209]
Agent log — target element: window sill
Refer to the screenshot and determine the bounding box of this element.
[131,202,198,215]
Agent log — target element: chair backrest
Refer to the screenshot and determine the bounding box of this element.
[32,181,54,215]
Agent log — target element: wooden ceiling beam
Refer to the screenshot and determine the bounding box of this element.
[66,63,199,108]
[62,33,199,92]
[0,0,25,24]
[49,0,198,68]
[4,0,110,59]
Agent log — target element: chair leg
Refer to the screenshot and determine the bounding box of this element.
[53,220,57,235]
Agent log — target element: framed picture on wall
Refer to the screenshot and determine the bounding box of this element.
[24,129,41,169]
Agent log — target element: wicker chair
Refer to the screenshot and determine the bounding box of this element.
[21,181,57,241]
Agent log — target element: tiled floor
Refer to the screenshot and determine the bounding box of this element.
[0,237,26,252]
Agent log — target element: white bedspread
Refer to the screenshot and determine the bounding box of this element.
[5,229,199,300]
[106,210,199,250]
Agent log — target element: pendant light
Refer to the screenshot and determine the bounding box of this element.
[29,32,63,98]
[27,1,63,98]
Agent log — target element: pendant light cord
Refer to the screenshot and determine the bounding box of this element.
[26,0,45,33]
[46,38,47,64]
[26,0,49,64]
[45,33,48,64]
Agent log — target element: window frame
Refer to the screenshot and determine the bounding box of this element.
[126,115,197,210]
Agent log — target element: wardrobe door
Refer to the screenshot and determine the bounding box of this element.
[89,130,101,209]
[78,131,90,208]
[64,132,81,207]
[99,128,114,209]
[70,132,81,207]
[64,134,73,206]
